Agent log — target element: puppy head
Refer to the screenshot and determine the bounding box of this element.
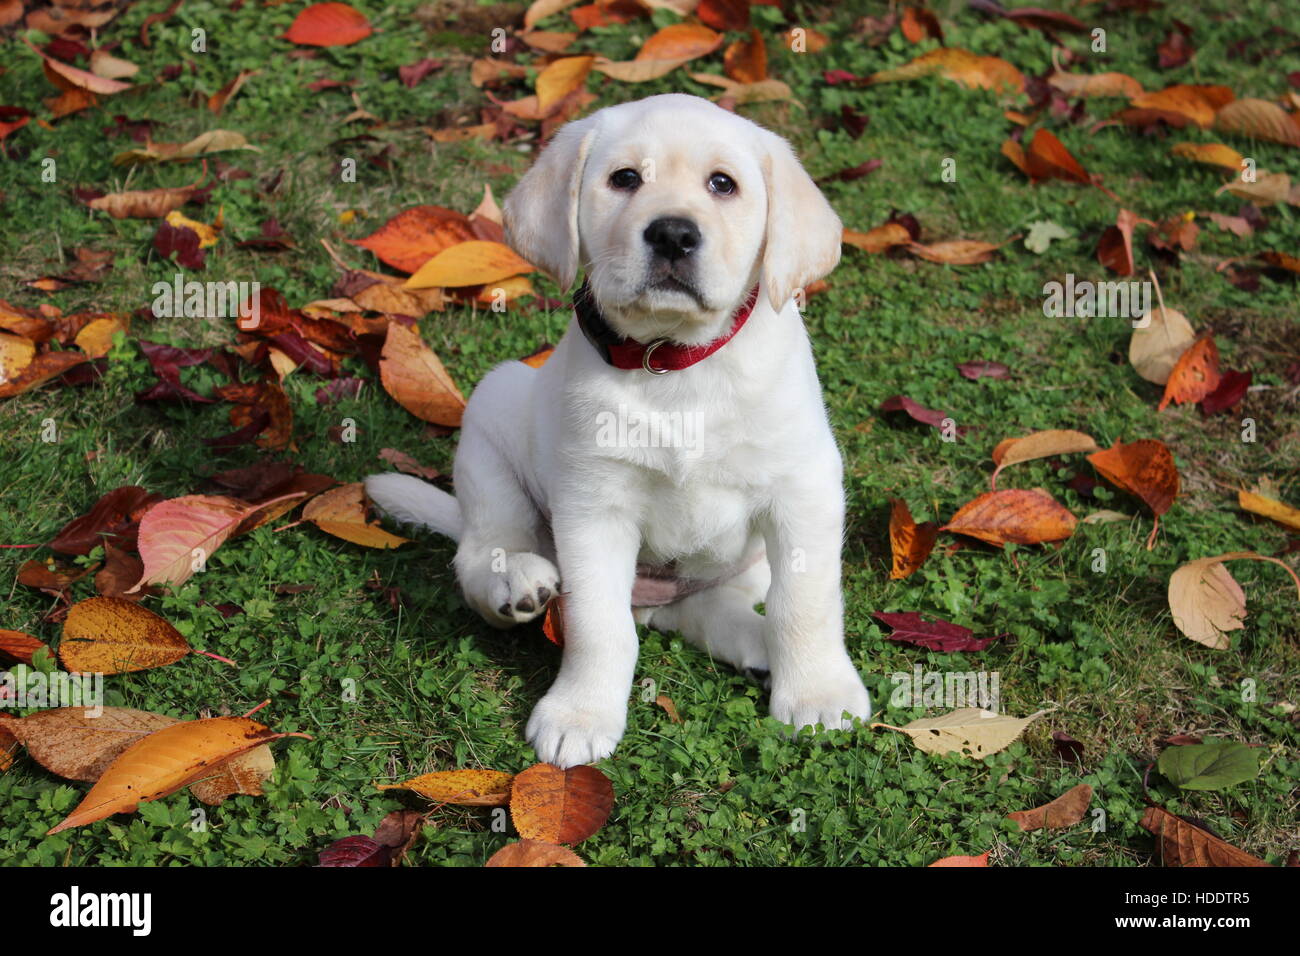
[503,94,842,343]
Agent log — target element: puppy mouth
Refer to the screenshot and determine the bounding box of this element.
[641,266,707,309]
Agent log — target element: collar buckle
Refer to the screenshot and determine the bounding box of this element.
[641,338,671,375]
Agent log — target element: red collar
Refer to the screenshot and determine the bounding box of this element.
[573,282,760,374]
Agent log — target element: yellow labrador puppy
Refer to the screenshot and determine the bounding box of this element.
[366,94,871,767]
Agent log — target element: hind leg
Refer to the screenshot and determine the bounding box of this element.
[453,363,559,628]
[639,553,771,680]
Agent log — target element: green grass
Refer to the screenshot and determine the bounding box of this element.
[1,0,1298,866]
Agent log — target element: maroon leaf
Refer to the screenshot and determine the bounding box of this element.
[956,361,1010,380]
[823,69,865,85]
[839,105,869,139]
[268,330,334,376]
[316,835,391,867]
[1158,26,1194,69]
[1199,369,1251,416]
[398,58,443,88]
[49,486,164,555]
[153,220,205,270]
[1052,731,1085,763]
[817,159,881,184]
[873,612,1001,652]
[315,377,366,405]
[880,395,958,432]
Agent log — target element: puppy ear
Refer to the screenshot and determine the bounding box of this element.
[503,117,598,292]
[759,132,843,311]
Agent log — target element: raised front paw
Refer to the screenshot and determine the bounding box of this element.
[525,689,627,768]
[464,551,559,627]
[770,659,872,734]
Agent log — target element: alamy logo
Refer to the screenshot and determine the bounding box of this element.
[889,665,1001,711]
[151,274,262,329]
[0,670,103,715]
[49,886,151,936]
[1042,273,1152,322]
[595,403,702,458]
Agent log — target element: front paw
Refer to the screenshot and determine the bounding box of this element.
[526,689,627,768]
[770,659,872,734]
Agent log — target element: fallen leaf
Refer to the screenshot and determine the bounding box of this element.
[379,321,466,427]
[1007,783,1093,831]
[509,763,614,845]
[48,716,308,833]
[888,498,939,579]
[376,769,513,806]
[130,495,261,591]
[1087,439,1179,516]
[1168,551,1300,649]
[1214,97,1300,147]
[1157,741,1260,791]
[348,206,477,274]
[0,706,177,782]
[1130,306,1195,384]
[304,482,411,549]
[1158,336,1221,411]
[1170,142,1245,171]
[486,839,586,867]
[941,489,1077,547]
[1239,487,1300,532]
[536,56,595,113]
[1140,806,1271,866]
[872,707,1050,757]
[928,852,990,867]
[283,2,372,47]
[990,430,1099,488]
[403,240,534,289]
[873,611,999,652]
[59,596,193,674]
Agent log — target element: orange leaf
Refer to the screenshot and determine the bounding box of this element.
[1024,128,1090,184]
[941,489,1077,547]
[1087,439,1179,516]
[1125,85,1234,128]
[48,716,309,834]
[378,321,466,427]
[928,852,990,867]
[542,594,565,646]
[348,206,476,275]
[1158,336,1221,411]
[888,498,938,579]
[0,349,88,399]
[1170,142,1245,171]
[59,597,192,674]
[636,23,722,62]
[723,29,767,85]
[377,769,514,805]
[486,839,586,867]
[404,240,533,289]
[843,223,911,254]
[282,2,372,47]
[509,763,614,845]
[0,629,47,665]
[536,55,595,113]
[1046,71,1143,98]
[304,482,412,549]
[1007,783,1093,831]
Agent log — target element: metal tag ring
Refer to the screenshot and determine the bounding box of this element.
[642,338,670,374]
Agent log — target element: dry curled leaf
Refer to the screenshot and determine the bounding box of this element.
[1007,783,1093,831]
[990,430,1099,489]
[1168,551,1300,649]
[1130,306,1195,385]
[48,716,309,833]
[888,498,939,579]
[376,769,513,806]
[1140,805,1271,866]
[304,482,411,549]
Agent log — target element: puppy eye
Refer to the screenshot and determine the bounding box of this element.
[708,172,736,195]
[609,168,642,190]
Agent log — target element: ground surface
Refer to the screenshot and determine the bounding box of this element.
[1,0,1298,866]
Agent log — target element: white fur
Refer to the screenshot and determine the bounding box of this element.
[365,94,870,767]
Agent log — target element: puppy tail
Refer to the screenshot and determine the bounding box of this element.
[363,473,463,542]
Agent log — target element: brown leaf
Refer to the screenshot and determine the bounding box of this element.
[1214,98,1300,147]
[1023,128,1090,185]
[906,239,1008,265]
[1168,551,1300,649]
[509,763,614,845]
[941,489,1077,547]
[0,706,177,782]
[1097,208,1144,276]
[843,223,912,254]
[0,349,89,399]
[1140,806,1271,866]
[1007,783,1093,831]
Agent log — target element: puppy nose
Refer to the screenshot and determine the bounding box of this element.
[643,217,701,261]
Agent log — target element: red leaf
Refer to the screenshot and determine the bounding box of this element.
[873,612,1001,652]
[283,3,373,48]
